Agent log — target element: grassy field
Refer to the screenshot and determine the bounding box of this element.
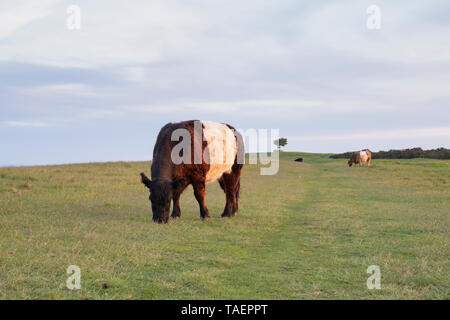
[0,152,448,299]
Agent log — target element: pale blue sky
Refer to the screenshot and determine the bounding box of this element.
[1,0,449,166]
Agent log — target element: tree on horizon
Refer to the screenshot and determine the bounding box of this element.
[274,138,288,151]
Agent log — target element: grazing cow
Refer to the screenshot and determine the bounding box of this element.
[140,120,244,223]
[348,149,372,167]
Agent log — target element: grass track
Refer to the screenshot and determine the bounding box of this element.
[0,153,448,299]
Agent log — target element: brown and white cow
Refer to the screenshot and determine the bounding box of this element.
[140,120,244,223]
[348,149,372,167]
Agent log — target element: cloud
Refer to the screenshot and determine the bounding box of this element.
[2,1,450,70]
[21,83,100,96]
[302,0,450,64]
[0,0,59,40]
[0,0,205,67]
[3,121,50,128]
[290,126,450,142]
[120,98,396,119]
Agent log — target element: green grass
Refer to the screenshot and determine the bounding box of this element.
[0,153,448,299]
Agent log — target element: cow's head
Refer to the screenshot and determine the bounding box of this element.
[348,159,353,167]
[140,173,185,223]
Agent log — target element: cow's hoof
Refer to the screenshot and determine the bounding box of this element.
[201,216,210,221]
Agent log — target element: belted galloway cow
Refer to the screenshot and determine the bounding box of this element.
[141,120,244,223]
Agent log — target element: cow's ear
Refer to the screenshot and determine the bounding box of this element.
[140,172,153,189]
[172,178,185,190]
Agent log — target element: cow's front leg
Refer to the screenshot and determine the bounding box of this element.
[193,181,210,220]
[171,192,182,219]
[171,181,188,219]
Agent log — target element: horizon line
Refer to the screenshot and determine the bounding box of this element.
[1,147,448,168]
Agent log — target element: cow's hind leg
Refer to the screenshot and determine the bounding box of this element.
[193,180,210,220]
[233,179,240,216]
[219,172,240,218]
[219,175,233,217]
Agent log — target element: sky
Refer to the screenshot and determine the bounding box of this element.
[1,0,449,166]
